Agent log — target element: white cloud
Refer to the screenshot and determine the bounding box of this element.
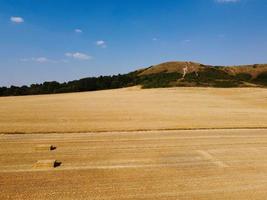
[60,59,69,63]
[20,57,63,63]
[10,16,24,23]
[152,38,158,41]
[96,40,105,45]
[65,52,92,60]
[180,39,191,45]
[181,39,191,44]
[96,40,107,48]
[75,29,83,33]
[215,0,240,3]
[35,57,49,63]
[20,57,50,63]
[20,58,30,62]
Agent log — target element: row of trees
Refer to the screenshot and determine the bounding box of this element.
[0,71,187,96]
[0,72,139,96]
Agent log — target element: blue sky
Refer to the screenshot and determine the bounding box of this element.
[0,0,267,86]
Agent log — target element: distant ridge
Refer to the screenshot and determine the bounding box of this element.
[139,61,267,78]
[1,61,267,96]
[139,61,203,75]
[137,61,267,88]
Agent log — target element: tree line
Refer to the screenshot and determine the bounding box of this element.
[0,72,139,96]
[0,70,185,96]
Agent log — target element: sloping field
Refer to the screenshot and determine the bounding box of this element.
[1,87,267,199]
[1,87,267,133]
[1,129,267,199]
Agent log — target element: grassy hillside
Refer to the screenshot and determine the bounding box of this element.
[1,61,267,96]
[139,62,267,88]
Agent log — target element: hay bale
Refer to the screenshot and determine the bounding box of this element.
[33,160,61,169]
[35,144,56,151]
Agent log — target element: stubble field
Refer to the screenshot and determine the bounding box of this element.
[2,129,267,199]
[1,87,267,199]
[1,86,267,133]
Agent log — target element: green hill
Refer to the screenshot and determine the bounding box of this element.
[138,61,267,88]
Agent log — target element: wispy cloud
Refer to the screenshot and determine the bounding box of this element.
[96,40,107,48]
[21,53,91,63]
[181,39,191,44]
[21,57,54,63]
[20,57,68,63]
[34,57,49,63]
[10,16,24,23]
[74,29,83,33]
[215,0,240,3]
[152,38,158,41]
[65,52,92,60]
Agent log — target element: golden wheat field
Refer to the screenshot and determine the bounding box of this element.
[1,86,267,133]
[1,87,267,199]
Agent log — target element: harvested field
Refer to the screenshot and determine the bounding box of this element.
[1,87,267,199]
[1,129,267,199]
[1,87,267,134]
